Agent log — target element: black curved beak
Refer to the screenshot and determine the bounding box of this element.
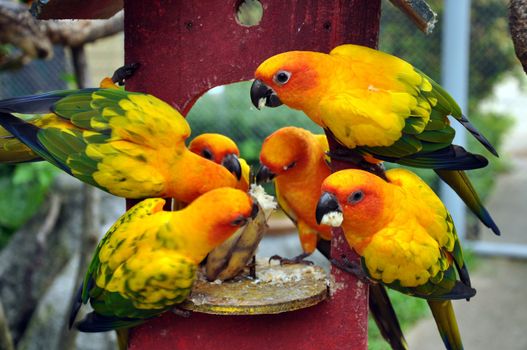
[222,153,242,180]
[250,79,283,109]
[251,202,259,219]
[255,164,276,184]
[316,192,341,225]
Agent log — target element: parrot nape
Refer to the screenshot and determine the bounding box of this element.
[189,132,250,191]
[0,88,238,203]
[250,44,500,236]
[69,187,258,349]
[256,126,407,350]
[316,168,475,350]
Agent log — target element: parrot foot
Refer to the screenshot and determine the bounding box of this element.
[269,253,314,266]
[171,307,192,318]
[326,151,387,181]
[331,255,372,284]
[111,63,141,85]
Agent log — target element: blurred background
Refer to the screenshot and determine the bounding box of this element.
[0,0,525,349]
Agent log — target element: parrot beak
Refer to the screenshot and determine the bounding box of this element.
[316,192,343,226]
[255,164,276,184]
[222,153,242,180]
[251,202,260,219]
[250,79,283,109]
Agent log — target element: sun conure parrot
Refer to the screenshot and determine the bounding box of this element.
[189,132,250,191]
[316,168,476,350]
[250,43,500,235]
[0,88,238,203]
[256,126,407,350]
[256,126,332,259]
[69,187,259,349]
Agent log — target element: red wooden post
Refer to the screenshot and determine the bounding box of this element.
[123,1,381,349]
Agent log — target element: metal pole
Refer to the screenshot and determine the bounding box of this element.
[440,0,471,240]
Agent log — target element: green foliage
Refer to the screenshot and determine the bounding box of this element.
[0,163,57,249]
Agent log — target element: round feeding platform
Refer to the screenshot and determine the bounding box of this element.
[181,259,329,315]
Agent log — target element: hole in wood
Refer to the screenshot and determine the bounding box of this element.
[235,0,263,27]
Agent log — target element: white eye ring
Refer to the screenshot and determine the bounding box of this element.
[273,70,291,85]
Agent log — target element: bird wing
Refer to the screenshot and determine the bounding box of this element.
[361,168,473,299]
[76,248,196,332]
[327,45,496,164]
[0,89,190,196]
[81,198,167,303]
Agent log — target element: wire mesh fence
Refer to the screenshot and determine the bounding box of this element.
[0,46,71,98]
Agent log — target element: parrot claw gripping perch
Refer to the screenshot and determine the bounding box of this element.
[331,255,373,284]
[111,62,141,85]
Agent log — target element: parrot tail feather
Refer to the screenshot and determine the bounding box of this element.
[435,169,500,235]
[75,312,144,333]
[369,284,408,350]
[116,329,130,350]
[458,115,499,157]
[428,300,464,350]
[68,284,84,329]
[0,112,71,173]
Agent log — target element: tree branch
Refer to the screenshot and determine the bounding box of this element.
[510,0,527,74]
[0,1,123,63]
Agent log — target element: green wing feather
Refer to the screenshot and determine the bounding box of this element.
[80,198,167,303]
[356,67,496,167]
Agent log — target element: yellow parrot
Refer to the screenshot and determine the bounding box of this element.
[251,43,499,235]
[257,126,407,350]
[69,187,258,348]
[316,168,475,350]
[0,88,237,203]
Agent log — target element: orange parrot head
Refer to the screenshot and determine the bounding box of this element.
[251,50,330,112]
[256,126,314,183]
[189,133,242,180]
[316,169,389,235]
[187,187,259,247]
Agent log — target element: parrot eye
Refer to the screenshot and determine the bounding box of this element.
[273,70,291,85]
[348,190,364,204]
[230,215,248,226]
[201,149,213,160]
[283,161,296,171]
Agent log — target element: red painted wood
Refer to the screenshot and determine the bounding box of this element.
[33,0,122,19]
[124,1,381,349]
[124,0,380,115]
